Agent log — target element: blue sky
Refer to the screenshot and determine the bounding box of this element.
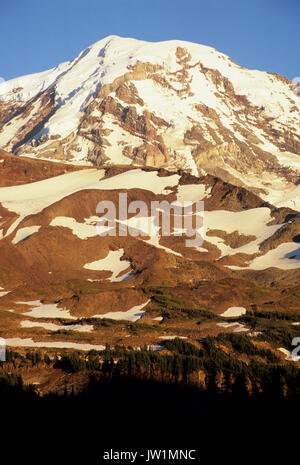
[1,0,299,81]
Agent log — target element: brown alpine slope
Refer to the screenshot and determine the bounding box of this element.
[0,148,86,186]
[0,154,299,361]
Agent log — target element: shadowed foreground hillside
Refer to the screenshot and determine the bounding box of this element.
[0,340,299,461]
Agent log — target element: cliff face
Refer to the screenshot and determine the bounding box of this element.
[0,35,299,209]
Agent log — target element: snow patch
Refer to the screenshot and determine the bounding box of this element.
[0,169,105,217]
[220,307,247,317]
[0,287,11,298]
[177,184,210,202]
[92,300,150,322]
[18,301,76,319]
[50,216,99,239]
[228,243,300,270]
[83,249,131,282]
[153,316,163,322]
[278,347,300,362]
[4,337,105,351]
[21,320,93,332]
[12,226,41,244]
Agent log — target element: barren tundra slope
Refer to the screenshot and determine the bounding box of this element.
[0,153,299,361]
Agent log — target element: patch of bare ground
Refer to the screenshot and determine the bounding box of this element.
[0,149,87,186]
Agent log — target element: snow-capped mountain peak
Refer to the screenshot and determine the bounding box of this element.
[0,35,299,209]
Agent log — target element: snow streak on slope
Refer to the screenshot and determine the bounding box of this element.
[0,169,105,217]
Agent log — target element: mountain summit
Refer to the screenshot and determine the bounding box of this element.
[0,35,299,209]
[0,36,299,372]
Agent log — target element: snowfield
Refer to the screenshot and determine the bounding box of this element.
[50,216,100,239]
[0,167,178,218]
[91,169,180,195]
[0,169,105,217]
[18,301,76,319]
[92,300,150,322]
[246,243,300,270]
[204,207,281,257]
[4,337,105,351]
[0,168,181,241]
[220,307,247,317]
[176,184,211,202]
[21,320,93,332]
[228,243,300,270]
[83,249,132,281]
[12,226,41,244]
